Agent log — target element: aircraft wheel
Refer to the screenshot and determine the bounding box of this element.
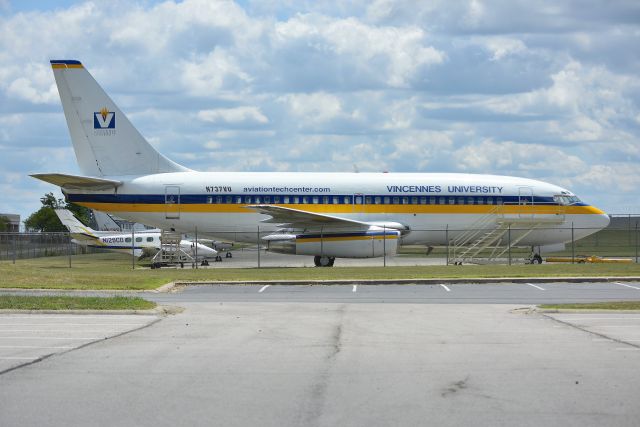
[532,255,543,264]
[226,252,232,258]
[314,256,333,267]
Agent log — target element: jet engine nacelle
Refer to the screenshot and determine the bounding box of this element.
[264,228,400,258]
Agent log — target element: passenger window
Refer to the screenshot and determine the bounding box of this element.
[486,197,493,205]
[323,196,329,204]
[355,196,363,205]
[497,197,503,205]
[136,237,142,242]
[384,197,390,204]
[293,196,300,204]
[125,237,131,243]
[477,197,483,205]
[332,196,340,204]
[235,196,242,204]
[457,197,464,205]
[255,196,261,204]
[225,196,232,204]
[207,196,213,204]
[411,197,417,204]
[439,197,445,205]
[312,196,319,204]
[365,196,372,204]
[374,197,381,204]
[147,237,153,242]
[402,197,409,205]
[467,197,474,205]
[264,196,271,204]
[344,196,351,204]
[302,196,309,204]
[284,196,290,204]
[429,197,436,205]
[216,196,222,204]
[449,197,455,205]
[274,196,281,204]
[245,196,251,203]
[420,197,426,204]
[393,197,399,204]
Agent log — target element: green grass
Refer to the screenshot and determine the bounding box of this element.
[0,252,639,290]
[0,295,156,310]
[540,301,640,310]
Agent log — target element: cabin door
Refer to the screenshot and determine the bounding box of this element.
[165,185,181,219]
[518,186,534,218]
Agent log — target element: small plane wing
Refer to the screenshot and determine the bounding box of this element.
[30,173,122,190]
[245,205,370,229]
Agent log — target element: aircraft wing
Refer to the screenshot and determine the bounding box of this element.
[245,205,370,229]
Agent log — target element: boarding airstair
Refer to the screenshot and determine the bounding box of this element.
[151,230,194,268]
[449,204,566,264]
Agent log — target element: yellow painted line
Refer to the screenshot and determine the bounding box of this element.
[77,201,604,216]
[298,235,398,243]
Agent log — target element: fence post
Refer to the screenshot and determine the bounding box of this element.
[445,225,449,266]
[635,221,638,264]
[12,235,16,264]
[68,232,72,268]
[571,222,575,264]
[508,225,511,266]
[383,225,386,267]
[131,228,136,270]
[194,226,198,269]
[257,226,260,268]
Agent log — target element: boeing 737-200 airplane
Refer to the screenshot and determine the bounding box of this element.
[32,60,609,266]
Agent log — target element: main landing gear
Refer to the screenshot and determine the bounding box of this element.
[314,255,335,267]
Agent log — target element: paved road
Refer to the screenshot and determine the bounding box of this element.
[1,303,640,426]
[147,281,640,304]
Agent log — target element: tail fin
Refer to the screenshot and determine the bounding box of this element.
[50,60,190,177]
[54,209,100,240]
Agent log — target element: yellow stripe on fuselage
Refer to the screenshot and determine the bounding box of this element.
[298,235,399,243]
[76,202,605,216]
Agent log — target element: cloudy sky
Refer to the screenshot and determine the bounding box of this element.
[1,0,639,224]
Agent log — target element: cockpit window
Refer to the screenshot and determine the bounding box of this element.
[554,195,581,205]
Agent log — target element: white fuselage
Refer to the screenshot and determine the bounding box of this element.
[65,171,610,249]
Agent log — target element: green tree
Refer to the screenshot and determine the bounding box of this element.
[24,192,91,232]
[0,216,9,232]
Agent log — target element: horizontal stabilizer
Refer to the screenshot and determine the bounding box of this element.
[30,173,121,190]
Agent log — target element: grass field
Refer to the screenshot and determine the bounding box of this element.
[540,301,640,310]
[0,252,638,290]
[0,295,156,310]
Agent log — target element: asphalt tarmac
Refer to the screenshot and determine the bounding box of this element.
[1,282,640,426]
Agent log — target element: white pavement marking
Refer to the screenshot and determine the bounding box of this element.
[440,284,451,292]
[352,285,357,293]
[0,345,73,349]
[258,285,270,293]
[613,282,640,290]
[0,336,103,340]
[525,283,545,291]
[615,348,640,351]
[0,357,39,360]
[0,323,147,327]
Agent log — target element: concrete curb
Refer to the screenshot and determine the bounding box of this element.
[171,276,640,287]
[537,309,640,314]
[0,305,183,316]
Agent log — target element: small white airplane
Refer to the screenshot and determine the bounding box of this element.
[33,60,610,266]
[54,209,217,259]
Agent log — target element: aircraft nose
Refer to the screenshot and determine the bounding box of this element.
[594,213,610,230]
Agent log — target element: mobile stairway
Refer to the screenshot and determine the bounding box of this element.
[448,204,566,265]
[150,230,195,268]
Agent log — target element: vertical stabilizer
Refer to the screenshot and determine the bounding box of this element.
[54,209,99,237]
[50,60,190,177]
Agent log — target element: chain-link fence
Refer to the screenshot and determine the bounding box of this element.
[0,232,110,263]
[1,215,637,268]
